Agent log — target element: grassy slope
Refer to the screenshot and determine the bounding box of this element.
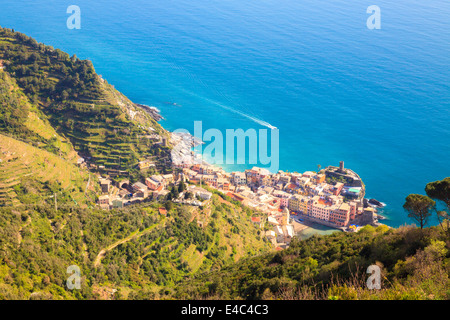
[0,195,270,300]
[0,28,170,206]
[0,134,91,207]
[0,69,76,158]
[172,225,450,300]
[98,195,271,298]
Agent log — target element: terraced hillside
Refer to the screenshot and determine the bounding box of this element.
[0,27,172,179]
[0,134,91,207]
[0,69,76,159]
[94,194,271,285]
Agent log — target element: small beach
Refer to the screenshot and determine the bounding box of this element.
[292,219,341,240]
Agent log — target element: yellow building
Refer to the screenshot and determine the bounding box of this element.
[288,194,308,214]
[298,196,308,214]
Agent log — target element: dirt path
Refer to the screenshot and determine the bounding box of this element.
[93,223,160,267]
[85,173,90,194]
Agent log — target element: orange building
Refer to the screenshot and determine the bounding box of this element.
[314,174,326,184]
[329,203,351,227]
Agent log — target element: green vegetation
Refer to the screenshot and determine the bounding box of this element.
[0,26,171,178]
[172,225,450,300]
[0,134,93,207]
[403,194,436,229]
[403,177,450,231]
[326,176,346,185]
[426,177,450,233]
[0,195,270,299]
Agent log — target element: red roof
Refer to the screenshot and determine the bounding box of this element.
[229,193,245,202]
[251,217,261,223]
[158,207,167,215]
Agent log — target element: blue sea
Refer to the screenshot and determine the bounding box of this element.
[1,0,449,227]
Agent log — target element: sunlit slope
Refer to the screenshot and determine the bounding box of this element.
[0,134,90,207]
[0,27,172,176]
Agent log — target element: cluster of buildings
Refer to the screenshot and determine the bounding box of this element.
[97,173,171,210]
[97,156,378,247]
[176,161,378,233]
[97,172,213,210]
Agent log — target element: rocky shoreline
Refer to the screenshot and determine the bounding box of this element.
[135,103,164,121]
[170,131,204,167]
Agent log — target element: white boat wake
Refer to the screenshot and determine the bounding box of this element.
[218,102,278,130]
[181,88,277,130]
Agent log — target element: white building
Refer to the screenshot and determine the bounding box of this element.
[231,171,247,185]
[187,185,212,200]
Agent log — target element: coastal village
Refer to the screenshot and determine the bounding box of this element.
[95,131,382,248]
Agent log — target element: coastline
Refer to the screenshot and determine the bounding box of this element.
[168,130,384,242]
[135,103,165,122]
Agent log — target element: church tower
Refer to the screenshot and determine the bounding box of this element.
[339,161,344,172]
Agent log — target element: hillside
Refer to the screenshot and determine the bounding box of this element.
[0,28,274,301]
[0,65,94,207]
[0,195,270,300]
[0,66,74,157]
[171,225,450,300]
[0,134,94,207]
[0,26,172,181]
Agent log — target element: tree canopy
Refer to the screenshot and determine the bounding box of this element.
[403,194,436,229]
